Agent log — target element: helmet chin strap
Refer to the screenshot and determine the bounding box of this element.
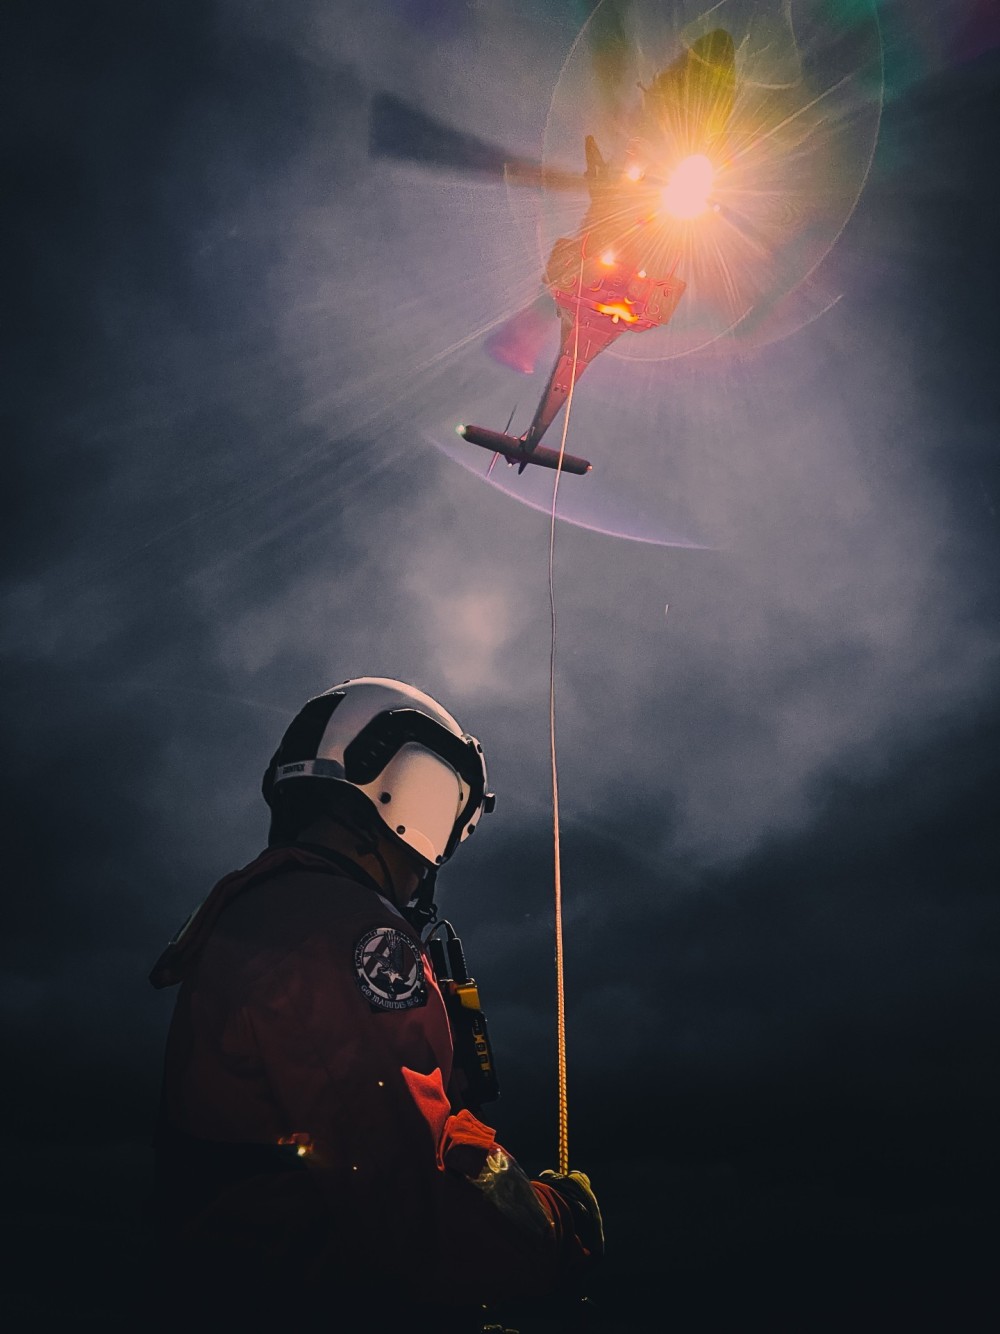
[297,808,439,930]
[343,818,401,902]
[341,813,435,925]
[351,816,439,932]
[404,868,439,935]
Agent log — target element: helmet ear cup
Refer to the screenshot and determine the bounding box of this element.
[266,777,376,848]
[265,778,324,846]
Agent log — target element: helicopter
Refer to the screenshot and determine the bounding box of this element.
[370,27,737,477]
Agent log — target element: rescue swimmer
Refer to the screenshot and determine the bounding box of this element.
[150,677,603,1328]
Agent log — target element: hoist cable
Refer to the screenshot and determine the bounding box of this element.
[547,252,584,1176]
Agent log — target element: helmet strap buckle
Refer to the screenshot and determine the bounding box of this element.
[405,869,439,935]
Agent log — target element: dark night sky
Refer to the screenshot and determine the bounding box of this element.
[3,2,999,1329]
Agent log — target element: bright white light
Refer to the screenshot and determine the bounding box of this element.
[660,154,715,220]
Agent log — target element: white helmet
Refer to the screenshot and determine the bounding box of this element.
[262,677,495,868]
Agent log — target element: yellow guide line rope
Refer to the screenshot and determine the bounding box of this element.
[547,252,584,1176]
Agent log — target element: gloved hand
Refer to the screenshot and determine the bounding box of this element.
[536,1169,604,1262]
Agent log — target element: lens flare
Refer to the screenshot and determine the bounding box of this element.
[538,0,883,364]
[660,153,715,218]
[425,0,884,547]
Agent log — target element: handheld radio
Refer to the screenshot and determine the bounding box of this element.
[426,921,500,1110]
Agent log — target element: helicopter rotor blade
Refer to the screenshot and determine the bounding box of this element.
[585,0,635,126]
[369,92,586,192]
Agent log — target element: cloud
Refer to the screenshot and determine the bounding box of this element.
[3,25,998,1315]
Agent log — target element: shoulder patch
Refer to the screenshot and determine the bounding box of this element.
[354,926,427,1011]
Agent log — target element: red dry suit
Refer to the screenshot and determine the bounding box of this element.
[150,847,591,1316]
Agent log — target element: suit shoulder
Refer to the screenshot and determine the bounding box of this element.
[214,868,408,953]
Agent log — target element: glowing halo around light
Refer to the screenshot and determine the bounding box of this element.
[427,0,884,547]
[536,0,884,363]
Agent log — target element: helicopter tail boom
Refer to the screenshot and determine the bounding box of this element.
[457,424,592,476]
